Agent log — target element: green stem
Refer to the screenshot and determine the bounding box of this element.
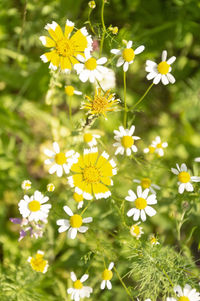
[100,0,106,56]
[129,82,154,111]
[80,201,91,216]
[88,9,96,35]
[123,71,127,127]
[113,267,134,301]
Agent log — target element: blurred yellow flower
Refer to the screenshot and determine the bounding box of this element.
[47,183,55,192]
[65,85,82,96]
[88,1,96,9]
[28,250,48,273]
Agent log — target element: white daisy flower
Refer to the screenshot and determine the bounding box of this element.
[28,250,49,273]
[83,132,100,147]
[146,50,176,85]
[65,85,82,97]
[113,125,140,156]
[133,178,160,194]
[73,192,84,209]
[18,190,51,222]
[167,284,200,301]
[74,50,107,83]
[194,157,200,163]
[67,272,93,301]
[149,234,159,245]
[130,222,143,239]
[171,163,200,194]
[44,142,75,177]
[126,186,157,222]
[47,183,55,192]
[95,67,116,90]
[111,40,145,72]
[101,262,114,290]
[144,136,168,157]
[56,205,92,239]
[21,180,32,190]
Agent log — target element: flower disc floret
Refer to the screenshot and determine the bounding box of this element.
[102,269,113,281]
[65,85,75,96]
[178,297,189,301]
[135,197,147,209]
[131,224,140,235]
[55,152,66,165]
[121,136,134,148]
[178,172,190,183]
[73,280,83,289]
[157,61,170,74]
[83,166,100,183]
[123,48,135,62]
[141,178,151,189]
[28,251,48,273]
[70,214,83,228]
[85,57,97,70]
[84,133,93,143]
[28,200,41,212]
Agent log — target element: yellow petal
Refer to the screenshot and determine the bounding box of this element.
[40,36,55,47]
[93,183,110,195]
[72,174,83,186]
[47,23,64,42]
[70,30,88,52]
[64,23,74,38]
[50,52,60,67]
[99,162,114,177]
[60,56,71,70]
[101,176,112,186]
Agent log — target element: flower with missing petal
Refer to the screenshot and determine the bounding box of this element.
[101,262,114,290]
[28,250,49,273]
[167,284,200,301]
[133,178,160,194]
[67,272,93,301]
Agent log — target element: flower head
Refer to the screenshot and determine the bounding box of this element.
[146,50,176,85]
[149,234,159,245]
[28,250,48,273]
[113,125,140,156]
[65,85,82,96]
[171,163,200,194]
[56,205,92,239]
[130,222,143,239]
[144,136,168,157]
[68,147,117,200]
[167,284,200,301]
[73,192,84,209]
[108,25,118,35]
[47,183,55,192]
[111,41,145,72]
[101,262,114,290]
[88,1,96,9]
[126,186,157,222]
[40,19,92,71]
[67,272,93,301]
[83,132,100,147]
[21,180,32,190]
[133,178,160,194]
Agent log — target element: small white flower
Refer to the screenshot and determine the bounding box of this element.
[95,67,116,90]
[113,125,140,156]
[47,183,55,192]
[167,284,200,301]
[67,272,93,301]
[56,205,92,239]
[171,163,200,194]
[21,180,32,190]
[149,234,159,245]
[146,50,176,85]
[83,132,100,147]
[18,190,51,222]
[144,136,168,157]
[130,222,143,239]
[101,262,114,290]
[126,186,157,222]
[111,40,145,72]
[133,178,160,194]
[65,85,82,96]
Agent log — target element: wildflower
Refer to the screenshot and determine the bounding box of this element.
[111,41,145,72]
[126,186,157,222]
[133,178,160,194]
[88,1,96,9]
[167,284,200,301]
[82,88,119,118]
[73,192,84,209]
[144,136,168,157]
[95,67,116,90]
[21,180,31,190]
[44,142,75,177]
[108,25,118,35]
[113,125,140,156]
[149,234,159,245]
[143,145,156,155]
[67,272,93,301]
[68,147,117,200]
[101,262,114,290]
[65,85,82,97]
[171,163,200,194]
[74,51,107,83]
[146,50,176,85]
[40,20,92,71]
[47,183,55,192]
[56,205,92,239]
[18,190,51,222]
[28,250,49,273]
[83,132,100,147]
[130,222,143,239]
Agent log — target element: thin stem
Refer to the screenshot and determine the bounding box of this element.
[100,0,106,56]
[80,201,91,216]
[123,71,127,127]
[129,82,154,111]
[160,266,174,288]
[113,267,134,301]
[88,9,96,35]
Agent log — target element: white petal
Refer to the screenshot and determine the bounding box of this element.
[68,227,77,239]
[49,164,57,174]
[123,61,129,72]
[127,208,136,217]
[145,206,156,217]
[140,209,146,221]
[107,280,112,290]
[161,74,169,85]
[78,226,88,233]
[97,57,107,65]
[194,157,200,162]
[162,50,167,61]
[108,262,114,270]
[83,217,93,223]
[147,72,157,80]
[146,60,157,67]
[167,56,176,65]
[171,168,179,175]
[167,73,176,84]
[111,49,121,55]
[80,274,89,283]
[133,209,140,221]
[71,272,77,281]
[178,183,185,194]
[147,195,157,205]
[44,149,55,157]
[53,142,60,153]
[101,280,106,290]
[142,188,149,199]
[116,57,124,67]
[126,148,131,156]
[127,41,133,48]
[63,206,73,216]
[185,182,193,192]
[134,45,145,55]
[56,165,63,177]
[191,176,200,182]
[79,70,89,82]
[181,163,187,171]
[137,186,142,197]
[153,74,161,84]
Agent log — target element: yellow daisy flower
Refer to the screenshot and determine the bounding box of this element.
[68,147,117,200]
[40,19,92,72]
[28,250,48,273]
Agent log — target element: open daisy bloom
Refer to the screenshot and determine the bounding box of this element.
[56,205,92,239]
[167,284,200,301]
[21,180,31,190]
[83,132,100,148]
[82,88,119,118]
[130,222,143,239]
[44,142,75,177]
[146,50,176,85]
[73,192,84,209]
[113,125,140,156]
[144,136,168,157]
[67,272,93,301]
[171,163,200,194]
[126,186,157,222]
[65,85,82,97]
[111,40,145,72]
[18,190,51,222]
[101,262,114,290]
[68,148,117,200]
[40,19,92,71]
[28,250,48,273]
[133,178,160,194]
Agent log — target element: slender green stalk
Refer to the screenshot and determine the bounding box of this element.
[123,71,127,127]
[80,201,91,216]
[100,0,106,56]
[88,8,96,35]
[113,267,134,301]
[129,82,154,111]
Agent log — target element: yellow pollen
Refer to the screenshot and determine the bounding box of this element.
[83,166,100,183]
[178,171,190,183]
[28,200,41,212]
[130,225,140,236]
[85,57,97,70]
[122,48,135,62]
[92,95,109,114]
[56,38,73,57]
[102,269,113,280]
[121,136,134,148]
[135,197,147,210]
[157,143,163,148]
[157,61,170,74]
[149,146,155,154]
[30,254,47,272]
[70,214,83,228]
[55,152,66,165]
[141,178,151,189]
[84,133,93,143]
[65,85,75,96]
[73,193,83,203]
[73,280,83,290]
[178,297,190,301]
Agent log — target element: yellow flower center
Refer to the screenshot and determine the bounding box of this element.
[178,171,190,183]
[135,197,147,210]
[73,193,83,203]
[70,214,83,228]
[56,38,73,57]
[102,269,113,280]
[65,85,75,96]
[130,225,140,236]
[30,254,47,273]
[55,152,66,165]
[121,136,134,148]
[157,143,163,148]
[122,48,135,62]
[92,95,109,114]
[24,182,31,188]
[150,237,157,244]
[47,183,55,192]
[85,57,97,70]
[73,280,83,290]
[157,61,170,74]
[28,200,41,212]
[178,297,190,301]
[84,133,93,143]
[141,178,151,189]
[83,166,100,183]
[149,146,155,154]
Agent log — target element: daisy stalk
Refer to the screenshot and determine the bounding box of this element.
[129,82,154,111]
[100,0,106,56]
[88,6,96,35]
